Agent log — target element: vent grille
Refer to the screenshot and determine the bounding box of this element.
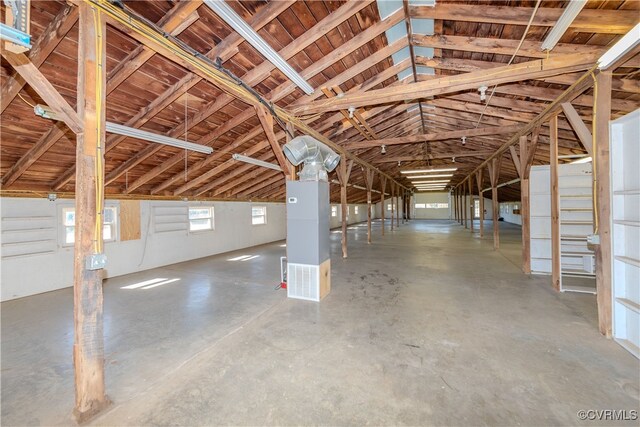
[287,262,320,301]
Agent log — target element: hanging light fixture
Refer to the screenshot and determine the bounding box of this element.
[203,0,314,95]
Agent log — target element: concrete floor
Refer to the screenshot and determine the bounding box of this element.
[1,220,638,426]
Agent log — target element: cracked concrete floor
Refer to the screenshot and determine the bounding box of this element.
[2,220,638,426]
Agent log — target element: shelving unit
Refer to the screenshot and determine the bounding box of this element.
[529,164,596,293]
[558,164,595,293]
[610,109,639,359]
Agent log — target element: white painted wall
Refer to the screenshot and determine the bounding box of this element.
[373,197,403,221]
[329,203,371,229]
[454,195,494,221]
[413,192,450,219]
[499,201,522,225]
[1,197,372,301]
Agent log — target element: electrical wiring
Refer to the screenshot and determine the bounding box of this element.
[17,92,34,107]
[474,0,543,129]
[591,72,599,235]
[93,5,104,255]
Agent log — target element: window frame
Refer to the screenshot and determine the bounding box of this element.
[251,205,267,225]
[331,205,338,217]
[61,205,119,247]
[188,206,214,232]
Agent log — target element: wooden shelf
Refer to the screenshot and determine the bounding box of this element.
[561,235,588,240]
[616,298,640,314]
[562,251,594,256]
[560,208,592,212]
[615,255,640,268]
[613,189,640,195]
[614,220,640,227]
[562,268,596,277]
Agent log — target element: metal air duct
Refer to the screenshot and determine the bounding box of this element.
[283,135,340,182]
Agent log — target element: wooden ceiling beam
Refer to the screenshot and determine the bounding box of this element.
[1,4,78,114]
[418,56,640,98]
[294,53,599,114]
[347,124,522,149]
[409,3,637,34]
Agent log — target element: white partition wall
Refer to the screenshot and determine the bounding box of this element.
[529,163,596,292]
[610,109,640,359]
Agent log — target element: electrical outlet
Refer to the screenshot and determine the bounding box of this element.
[86,254,107,270]
[587,234,600,245]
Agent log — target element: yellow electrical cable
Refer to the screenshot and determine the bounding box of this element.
[17,93,35,108]
[591,72,599,235]
[92,5,104,254]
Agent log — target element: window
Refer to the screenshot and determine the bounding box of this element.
[331,205,337,217]
[63,206,117,245]
[387,204,392,210]
[415,203,426,209]
[425,203,449,209]
[474,200,480,218]
[189,207,214,231]
[252,206,267,225]
[354,206,359,215]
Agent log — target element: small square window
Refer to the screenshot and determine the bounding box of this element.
[252,206,267,225]
[331,205,337,217]
[415,203,426,209]
[354,206,359,215]
[189,207,214,231]
[63,206,117,245]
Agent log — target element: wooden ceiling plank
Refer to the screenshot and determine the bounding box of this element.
[106,1,203,94]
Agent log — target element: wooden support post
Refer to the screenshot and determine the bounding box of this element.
[391,184,395,231]
[519,135,530,274]
[476,169,484,238]
[452,188,457,221]
[550,115,561,291]
[396,186,400,228]
[363,169,375,244]
[336,158,353,258]
[594,70,613,337]
[488,157,502,250]
[457,188,461,224]
[469,174,475,233]
[463,180,468,229]
[380,175,387,236]
[73,3,109,422]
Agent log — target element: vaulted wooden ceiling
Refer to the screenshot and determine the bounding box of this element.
[1,0,638,204]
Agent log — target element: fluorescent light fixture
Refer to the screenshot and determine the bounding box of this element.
[204,0,314,95]
[598,23,640,70]
[410,180,450,184]
[570,156,592,164]
[407,174,454,179]
[541,0,587,51]
[0,23,31,50]
[106,123,213,154]
[401,168,457,174]
[232,153,282,171]
[34,105,213,154]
